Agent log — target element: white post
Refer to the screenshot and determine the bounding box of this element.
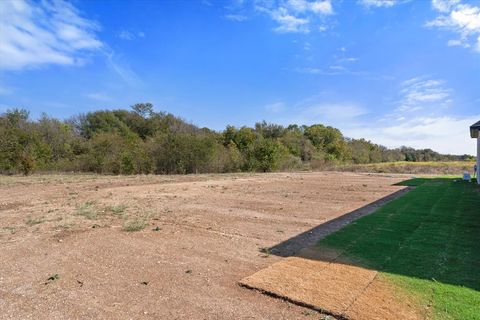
[477,136,480,184]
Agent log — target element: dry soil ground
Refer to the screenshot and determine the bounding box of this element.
[0,172,409,319]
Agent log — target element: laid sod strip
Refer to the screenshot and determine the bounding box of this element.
[318,178,480,320]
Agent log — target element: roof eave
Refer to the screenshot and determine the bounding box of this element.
[471,128,479,139]
[470,121,480,138]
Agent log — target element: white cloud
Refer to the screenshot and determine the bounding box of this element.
[309,1,333,14]
[345,115,479,155]
[358,0,400,8]
[270,7,310,33]
[85,92,112,102]
[287,0,333,15]
[426,0,480,52]
[431,0,460,13]
[294,66,368,76]
[265,102,286,113]
[105,52,141,86]
[118,30,146,40]
[118,30,134,40]
[338,57,359,63]
[225,14,248,22]
[0,84,15,95]
[395,77,452,113]
[301,103,368,123]
[0,0,102,70]
[255,0,333,34]
[447,39,463,46]
[272,98,368,126]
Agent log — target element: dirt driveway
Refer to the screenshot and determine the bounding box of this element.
[0,172,408,319]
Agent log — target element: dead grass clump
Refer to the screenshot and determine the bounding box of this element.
[75,201,99,220]
[25,217,45,226]
[111,204,127,214]
[122,218,147,232]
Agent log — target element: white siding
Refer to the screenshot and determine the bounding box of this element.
[477,136,480,184]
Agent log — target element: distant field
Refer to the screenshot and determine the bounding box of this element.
[334,161,476,175]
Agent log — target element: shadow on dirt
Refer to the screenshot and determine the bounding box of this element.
[268,187,412,257]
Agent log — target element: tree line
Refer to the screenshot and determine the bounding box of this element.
[0,104,474,175]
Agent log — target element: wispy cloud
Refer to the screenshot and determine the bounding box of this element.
[265,101,286,113]
[426,0,480,52]
[85,92,112,102]
[118,30,134,40]
[0,0,102,70]
[105,51,142,86]
[270,96,368,126]
[338,57,359,63]
[0,0,142,86]
[0,83,15,95]
[286,0,333,14]
[299,103,368,123]
[255,0,334,34]
[118,30,146,40]
[394,76,452,114]
[294,66,368,77]
[358,0,402,8]
[224,14,248,22]
[294,46,362,76]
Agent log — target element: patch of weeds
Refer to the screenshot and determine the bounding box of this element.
[26,216,45,226]
[1,226,16,234]
[75,201,99,220]
[56,222,75,230]
[44,273,59,285]
[46,216,63,223]
[122,218,147,232]
[110,204,127,215]
[259,247,271,257]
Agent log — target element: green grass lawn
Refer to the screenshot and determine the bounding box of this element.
[317,178,480,319]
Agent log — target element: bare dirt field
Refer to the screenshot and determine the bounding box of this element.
[0,172,409,319]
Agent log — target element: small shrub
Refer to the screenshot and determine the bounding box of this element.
[259,247,271,256]
[110,204,127,215]
[26,216,45,226]
[20,153,35,175]
[122,218,147,232]
[75,201,98,220]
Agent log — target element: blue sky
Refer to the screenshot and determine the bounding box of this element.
[0,0,479,155]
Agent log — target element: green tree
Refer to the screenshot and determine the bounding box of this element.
[304,124,348,161]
